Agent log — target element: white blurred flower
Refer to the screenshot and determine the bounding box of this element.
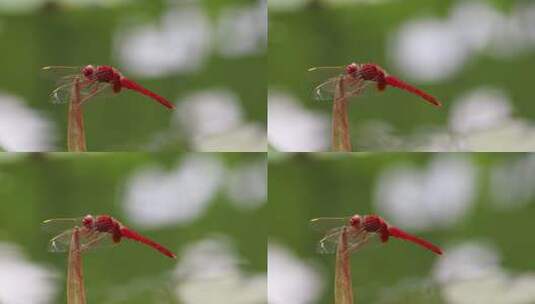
[0,243,57,304]
[389,18,468,82]
[173,89,266,151]
[375,154,476,230]
[0,93,55,151]
[114,5,211,77]
[175,89,244,138]
[490,154,535,209]
[216,1,266,57]
[389,2,535,82]
[449,88,512,134]
[448,1,502,53]
[268,242,323,304]
[0,0,44,13]
[225,160,267,209]
[268,90,329,151]
[433,241,535,304]
[123,154,224,228]
[442,87,535,151]
[433,241,501,284]
[174,236,266,304]
[190,123,267,152]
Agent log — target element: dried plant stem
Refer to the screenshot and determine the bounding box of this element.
[331,76,352,151]
[67,77,87,152]
[334,227,354,304]
[67,227,86,304]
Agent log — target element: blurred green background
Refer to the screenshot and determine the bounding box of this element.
[0,0,265,151]
[269,153,535,303]
[0,153,266,303]
[268,0,535,151]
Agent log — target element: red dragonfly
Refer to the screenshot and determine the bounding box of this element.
[309,63,442,107]
[310,214,442,255]
[42,65,175,109]
[42,214,176,259]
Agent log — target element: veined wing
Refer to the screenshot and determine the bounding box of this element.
[310,217,372,255]
[315,226,368,254]
[310,217,350,233]
[311,70,376,101]
[41,66,82,81]
[47,79,110,105]
[311,217,348,254]
[48,229,74,253]
[316,226,344,254]
[42,218,82,234]
[312,77,340,101]
[47,228,114,254]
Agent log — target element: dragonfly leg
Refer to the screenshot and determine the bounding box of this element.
[80,83,107,105]
[80,230,103,252]
[346,234,370,253]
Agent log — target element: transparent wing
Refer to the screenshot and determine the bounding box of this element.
[42,218,82,234]
[41,66,82,81]
[47,229,115,254]
[346,232,371,254]
[340,76,370,99]
[316,227,344,254]
[48,81,75,105]
[310,217,350,233]
[79,231,115,252]
[310,217,372,255]
[317,227,370,255]
[310,70,376,101]
[46,79,111,105]
[79,82,113,105]
[48,229,74,253]
[312,77,340,101]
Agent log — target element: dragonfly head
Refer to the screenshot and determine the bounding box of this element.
[81,65,95,78]
[349,214,362,228]
[345,63,358,75]
[82,214,95,229]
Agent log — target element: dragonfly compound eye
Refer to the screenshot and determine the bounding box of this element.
[82,215,94,227]
[82,65,95,77]
[349,215,361,227]
[345,63,358,75]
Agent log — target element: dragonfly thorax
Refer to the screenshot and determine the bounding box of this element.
[94,65,121,83]
[362,215,383,232]
[363,215,390,242]
[359,64,386,82]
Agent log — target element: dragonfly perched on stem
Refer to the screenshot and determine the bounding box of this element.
[43,214,176,259]
[309,62,442,107]
[42,65,175,109]
[310,214,443,255]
